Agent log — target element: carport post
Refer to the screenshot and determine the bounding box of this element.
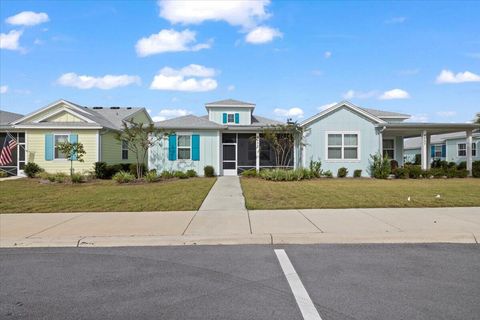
[421,130,430,170]
[466,130,473,176]
[255,133,260,172]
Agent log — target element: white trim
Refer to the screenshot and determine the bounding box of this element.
[14,126,103,129]
[121,140,129,160]
[300,101,386,127]
[12,99,93,125]
[325,131,361,162]
[32,107,96,124]
[96,131,100,162]
[53,133,70,160]
[217,132,221,176]
[382,137,395,159]
[177,134,192,160]
[457,142,467,157]
[226,113,236,124]
[255,133,260,171]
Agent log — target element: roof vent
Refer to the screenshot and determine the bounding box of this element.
[126,107,132,110]
[110,107,120,109]
[93,107,103,109]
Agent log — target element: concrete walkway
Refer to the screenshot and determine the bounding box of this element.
[1,207,479,247]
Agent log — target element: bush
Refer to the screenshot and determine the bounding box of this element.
[309,160,322,178]
[0,171,7,178]
[393,167,409,179]
[337,167,348,178]
[456,169,469,178]
[54,172,68,183]
[353,169,362,178]
[70,173,84,183]
[370,154,390,179]
[390,160,399,171]
[472,161,480,178]
[457,161,467,170]
[160,170,174,179]
[323,170,333,178]
[174,171,188,179]
[94,162,108,179]
[429,168,446,178]
[445,167,457,178]
[24,162,42,178]
[112,171,135,183]
[241,169,257,177]
[405,165,422,179]
[144,170,159,183]
[204,165,215,177]
[186,169,198,178]
[414,154,421,165]
[129,163,147,178]
[431,159,449,169]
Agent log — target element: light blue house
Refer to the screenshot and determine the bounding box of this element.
[149,100,479,176]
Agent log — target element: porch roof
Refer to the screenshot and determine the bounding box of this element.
[381,122,479,138]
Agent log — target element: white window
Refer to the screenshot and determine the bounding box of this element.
[227,113,235,123]
[54,134,69,159]
[457,143,475,157]
[382,139,395,159]
[177,135,191,160]
[327,132,359,160]
[472,143,477,157]
[434,145,443,158]
[121,140,128,160]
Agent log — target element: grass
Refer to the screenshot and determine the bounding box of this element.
[0,178,216,213]
[241,178,480,210]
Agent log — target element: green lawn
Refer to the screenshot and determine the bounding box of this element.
[0,178,216,213]
[241,178,480,209]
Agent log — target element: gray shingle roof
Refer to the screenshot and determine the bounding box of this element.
[86,107,145,130]
[360,107,410,118]
[0,110,23,125]
[205,99,255,107]
[404,131,480,149]
[155,115,224,129]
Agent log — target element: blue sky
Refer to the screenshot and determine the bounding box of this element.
[1,0,479,122]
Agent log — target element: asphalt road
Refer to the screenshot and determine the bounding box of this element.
[1,244,479,320]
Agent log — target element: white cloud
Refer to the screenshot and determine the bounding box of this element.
[379,88,410,100]
[57,73,141,90]
[435,69,480,84]
[135,29,211,57]
[273,107,304,119]
[150,64,218,92]
[0,30,23,51]
[0,85,8,94]
[245,26,282,44]
[407,114,429,123]
[317,102,337,111]
[324,51,332,59]
[385,17,407,24]
[227,85,235,91]
[436,111,457,117]
[342,89,378,99]
[6,11,49,26]
[152,108,192,122]
[158,0,271,29]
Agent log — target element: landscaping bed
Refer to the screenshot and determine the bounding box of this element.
[241,178,480,209]
[0,178,216,213]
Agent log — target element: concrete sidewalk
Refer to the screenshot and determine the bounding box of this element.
[1,207,479,247]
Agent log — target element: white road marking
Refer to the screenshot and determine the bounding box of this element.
[275,249,323,320]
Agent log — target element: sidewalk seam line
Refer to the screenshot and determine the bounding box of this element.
[26,214,85,238]
[359,209,404,232]
[247,210,252,234]
[182,211,198,236]
[297,210,324,233]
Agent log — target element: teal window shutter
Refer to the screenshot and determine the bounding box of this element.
[192,134,200,161]
[235,113,239,124]
[223,113,227,124]
[441,145,446,158]
[168,134,177,161]
[45,134,54,161]
[69,134,78,160]
[431,145,435,157]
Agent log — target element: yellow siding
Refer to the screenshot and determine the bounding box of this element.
[26,129,98,174]
[45,111,84,122]
[28,103,84,122]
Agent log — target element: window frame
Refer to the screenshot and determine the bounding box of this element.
[325,131,361,162]
[177,134,191,160]
[434,144,443,158]
[53,133,69,160]
[473,142,477,157]
[457,143,466,157]
[227,113,235,124]
[121,140,129,160]
[382,138,395,159]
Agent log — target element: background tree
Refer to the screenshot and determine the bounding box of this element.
[57,141,86,177]
[259,122,305,168]
[115,119,166,179]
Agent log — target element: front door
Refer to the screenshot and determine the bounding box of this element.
[222,133,237,176]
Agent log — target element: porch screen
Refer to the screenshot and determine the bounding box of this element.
[237,134,256,167]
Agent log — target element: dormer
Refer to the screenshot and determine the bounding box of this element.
[205,99,255,125]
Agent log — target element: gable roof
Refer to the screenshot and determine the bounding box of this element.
[300,101,387,127]
[360,107,410,119]
[205,99,255,108]
[0,110,23,126]
[155,115,224,129]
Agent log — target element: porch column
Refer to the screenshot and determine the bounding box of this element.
[466,130,473,176]
[255,133,260,172]
[421,130,429,170]
[426,133,432,169]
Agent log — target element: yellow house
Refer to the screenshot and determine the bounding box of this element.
[0,99,152,175]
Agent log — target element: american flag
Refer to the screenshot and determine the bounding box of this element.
[0,136,17,166]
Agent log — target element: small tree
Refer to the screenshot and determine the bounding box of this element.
[259,122,305,168]
[58,141,86,177]
[115,119,166,179]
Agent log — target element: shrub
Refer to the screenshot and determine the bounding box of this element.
[144,170,159,183]
[414,154,421,165]
[204,165,215,177]
[405,165,422,179]
[24,162,43,178]
[472,161,480,178]
[309,160,322,178]
[113,171,135,183]
[174,171,188,179]
[94,162,108,179]
[70,173,84,183]
[337,167,348,178]
[323,170,333,178]
[353,169,362,178]
[54,172,68,183]
[0,171,7,178]
[456,169,469,178]
[241,169,257,177]
[431,159,449,169]
[186,169,198,178]
[429,167,446,178]
[160,170,174,179]
[390,160,399,171]
[129,163,147,178]
[445,167,457,178]
[457,161,467,170]
[370,154,390,179]
[393,167,409,179]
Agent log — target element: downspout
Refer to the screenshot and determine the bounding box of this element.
[378,126,386,155]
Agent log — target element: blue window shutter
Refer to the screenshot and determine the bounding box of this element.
[45,134,54,161]
[192,134,200,161]
[431,145,435,158]
[222,113,227,124]
[168,134,177,161]
[69,134,78,160]
[441,144,446,158]
[235,113,239,124]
